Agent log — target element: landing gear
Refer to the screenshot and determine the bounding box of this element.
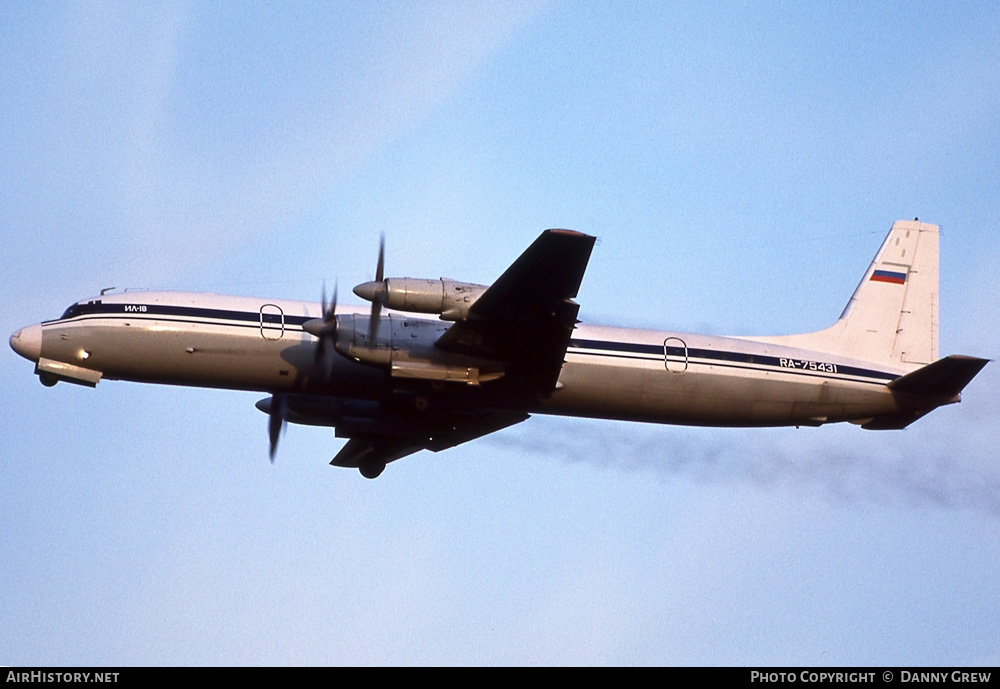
[38,372,58,387]
[359,461,385,479]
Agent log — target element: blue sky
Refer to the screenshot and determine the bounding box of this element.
[3,1,999,665]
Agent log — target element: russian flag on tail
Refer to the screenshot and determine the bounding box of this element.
[870,269,906,285]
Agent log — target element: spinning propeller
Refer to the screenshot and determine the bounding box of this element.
[268,235,387,463]
[353,234,387,346]
[302,282,338,378]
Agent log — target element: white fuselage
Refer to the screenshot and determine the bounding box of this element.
[22,290,904,429]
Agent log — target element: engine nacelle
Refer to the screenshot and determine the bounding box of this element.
[353,278,487,321]
[331,313,503,385]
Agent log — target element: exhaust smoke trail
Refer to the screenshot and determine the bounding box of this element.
[492,390,1000,518]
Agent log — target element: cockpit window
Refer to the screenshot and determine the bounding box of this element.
[59,300,105,320]
[60,303,83,320]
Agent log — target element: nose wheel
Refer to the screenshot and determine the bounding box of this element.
[38,372,58,387]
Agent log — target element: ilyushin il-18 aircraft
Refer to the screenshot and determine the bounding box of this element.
[10,220,988,478]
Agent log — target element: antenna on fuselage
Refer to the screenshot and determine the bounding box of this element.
[100,287,116,295]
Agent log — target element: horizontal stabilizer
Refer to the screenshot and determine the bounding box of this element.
[860,410,928,430]
[888,355,990,398]
[860,355,990,430]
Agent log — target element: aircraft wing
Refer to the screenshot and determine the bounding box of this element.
[330,409,529,469]
[435,229,596,396]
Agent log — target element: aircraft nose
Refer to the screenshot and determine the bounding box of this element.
[10,324,42,363]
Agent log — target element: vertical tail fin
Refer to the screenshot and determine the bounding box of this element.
[834,219,939,367]
[760,220,939,370]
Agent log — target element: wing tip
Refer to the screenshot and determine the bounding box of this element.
[543,228,594,239]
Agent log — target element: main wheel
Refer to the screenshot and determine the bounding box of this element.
[359,461,385,479]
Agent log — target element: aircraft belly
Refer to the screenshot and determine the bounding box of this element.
[543,358,898,426]
[40,321,380,395]
[45,323,265,389]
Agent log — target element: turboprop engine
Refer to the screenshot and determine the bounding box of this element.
[353,278,487,321]
[331,312,504,385]
[303,238,502,385]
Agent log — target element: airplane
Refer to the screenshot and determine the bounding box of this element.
[9,219,989,479]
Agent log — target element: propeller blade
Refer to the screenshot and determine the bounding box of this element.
[316,282,329,360]
[324,281,338,323]
[268,394,287,463]
[368,235,385,345]
[368,301,382,345]
[305,282,339,379]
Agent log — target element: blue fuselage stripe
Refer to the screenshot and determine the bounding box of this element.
[45,303,898,386]
[568,338,897,385]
